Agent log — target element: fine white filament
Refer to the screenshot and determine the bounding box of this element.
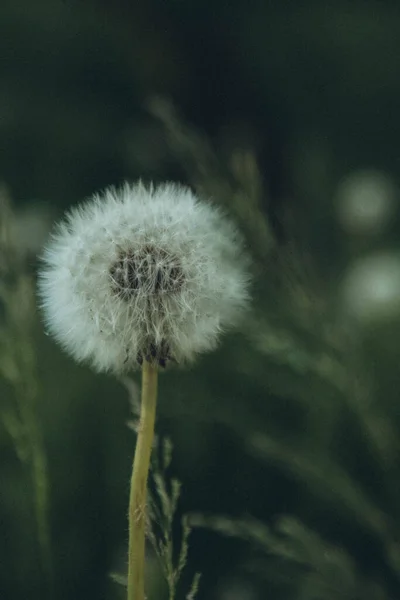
[38,182,250,372]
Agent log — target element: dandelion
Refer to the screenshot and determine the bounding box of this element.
[38,182,249,372]
[37,181,250,600]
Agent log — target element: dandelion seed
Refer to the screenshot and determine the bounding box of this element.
[37,181,250,372]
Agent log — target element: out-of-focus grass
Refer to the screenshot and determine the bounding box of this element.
[0,187,53,599]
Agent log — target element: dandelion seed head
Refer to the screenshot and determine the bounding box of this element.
[37,182,250,372]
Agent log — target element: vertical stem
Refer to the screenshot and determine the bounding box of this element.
[128,361,158,600]
[17,367,53,599]
[30,411,53,599]
[32,412,54,598]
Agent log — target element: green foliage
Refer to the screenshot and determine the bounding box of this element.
[148,440,201,600]
[190,513,389,600]
[111,377,201,600]
[0,188,53,598]
[150,107,400,599]
[2,1,400,599]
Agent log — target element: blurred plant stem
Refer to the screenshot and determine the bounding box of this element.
[148,97,275,266]
[128,361,158,600]
[0,187,53,598]
[15,347,53,599]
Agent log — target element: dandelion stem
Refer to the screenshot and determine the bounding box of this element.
[128,360,158,600]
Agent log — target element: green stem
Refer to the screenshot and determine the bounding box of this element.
[30,414,53,598]
[128,361,158,600]
[16,367,53,599]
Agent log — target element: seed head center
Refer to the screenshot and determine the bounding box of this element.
[110,245,184,299]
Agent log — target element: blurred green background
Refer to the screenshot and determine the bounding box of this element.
[2,1,400,599]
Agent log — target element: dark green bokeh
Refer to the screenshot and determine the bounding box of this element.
[2,1,400,599]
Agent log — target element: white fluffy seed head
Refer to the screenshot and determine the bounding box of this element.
[37,182,251,373]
